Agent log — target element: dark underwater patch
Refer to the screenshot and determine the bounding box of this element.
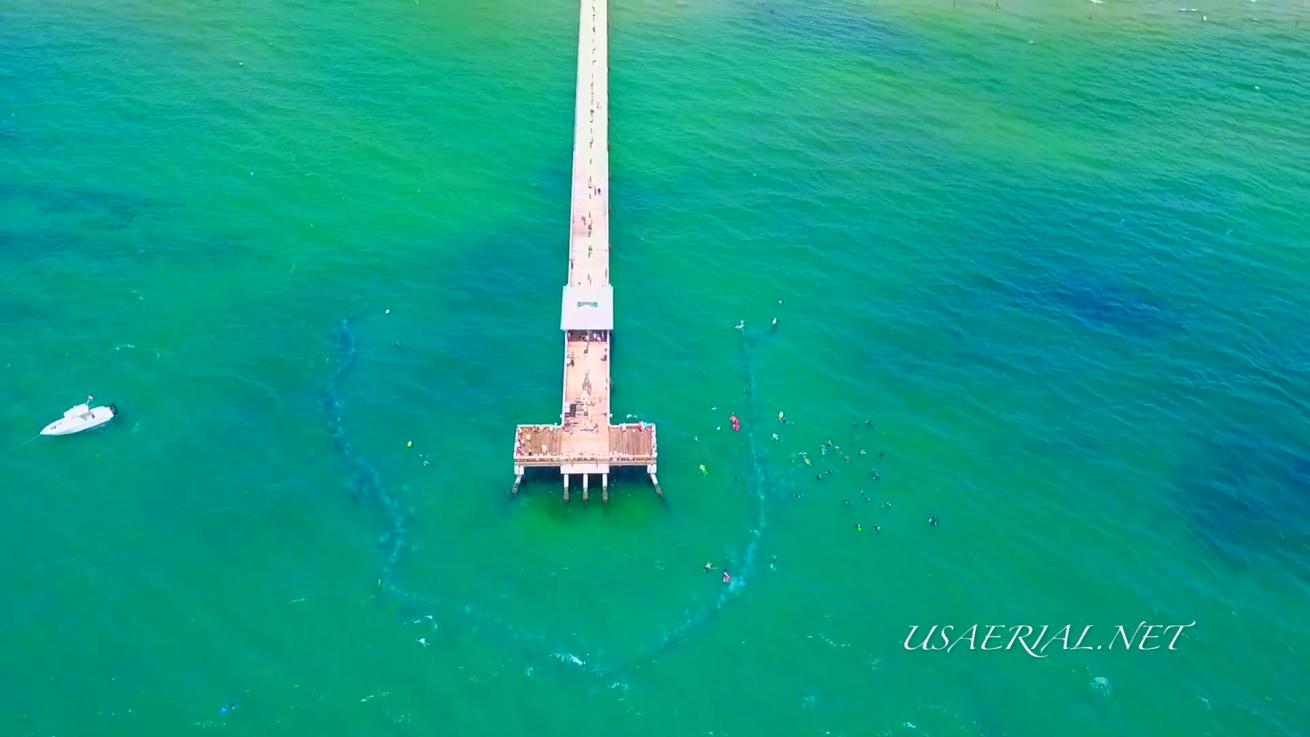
[980,268,1179,338]
[0,180,152,228]
[0,177,258,271]
[1175,428,1310,587]
[0,179,155,265]
[0,225,89,263]
[745,2,912,61]
[1041,278,1170,333]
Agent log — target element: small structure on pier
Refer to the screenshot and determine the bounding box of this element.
[511,0,660,501]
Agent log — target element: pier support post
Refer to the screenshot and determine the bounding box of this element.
[511,472,523,496]
[650,472,663,497]
[563,474,570,502]
[582,473,590,502]
[602,473,609,503]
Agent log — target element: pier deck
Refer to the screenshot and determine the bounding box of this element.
[511,0,659,502]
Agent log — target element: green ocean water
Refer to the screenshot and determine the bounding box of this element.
[3,0,1309,734]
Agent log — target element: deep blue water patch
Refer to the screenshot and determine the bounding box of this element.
[745,1,916,64]
[0,180,149,227]
[1023,271,1173,335]
[1176,426,1310,587]
[974,266,1179,339]
[0,225,102,266]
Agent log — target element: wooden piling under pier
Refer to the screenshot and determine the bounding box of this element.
[510,0,659,501]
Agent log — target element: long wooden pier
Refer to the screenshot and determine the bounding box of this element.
[511,0,660,502]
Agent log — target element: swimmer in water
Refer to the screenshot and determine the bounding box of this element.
[722,571,732,585]
[855,522,863,533]
[735,320,745,330]
[929,514,939,527]
[704,562,714,571]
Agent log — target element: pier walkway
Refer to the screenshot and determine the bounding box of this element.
[511,0,660,502]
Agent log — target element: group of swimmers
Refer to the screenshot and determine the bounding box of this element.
[778,417,944,536]
[704,562,732,585]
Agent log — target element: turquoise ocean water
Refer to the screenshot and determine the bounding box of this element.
[2,1,1308,734]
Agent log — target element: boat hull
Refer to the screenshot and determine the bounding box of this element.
[40,406,116,436]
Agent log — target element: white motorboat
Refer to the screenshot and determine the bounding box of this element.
[41,403,117,436]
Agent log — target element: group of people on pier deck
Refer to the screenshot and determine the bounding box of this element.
[514,425,559,459]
